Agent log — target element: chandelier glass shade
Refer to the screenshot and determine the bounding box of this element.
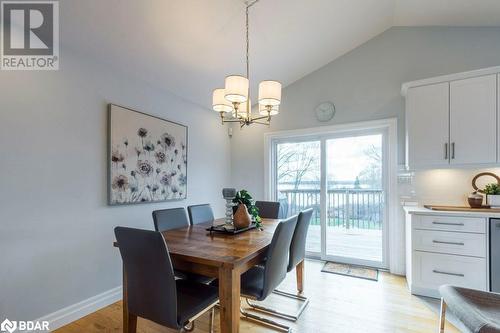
[258,80,282,107]
[224,75,249,103]
[212,88,233,113]
[211,0,281,127]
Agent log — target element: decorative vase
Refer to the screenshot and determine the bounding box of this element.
[233,204,252,229]
[468,192,483,208]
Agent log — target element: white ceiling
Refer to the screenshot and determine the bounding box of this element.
[394,0,500,26]
[61,0,500,109]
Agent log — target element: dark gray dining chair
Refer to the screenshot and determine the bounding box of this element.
[255,201,281,219]
[114,227,218,333]
[152,207,214,285]
[152,207,190,232]
[246,208,313,322]
[238,215,298,332]
[439,284,500,333]
[187,204,215,225]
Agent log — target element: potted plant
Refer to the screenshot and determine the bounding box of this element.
[232,189,262,228]
[484,183,500,208]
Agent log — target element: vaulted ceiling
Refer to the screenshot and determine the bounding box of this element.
[61,0,500,109]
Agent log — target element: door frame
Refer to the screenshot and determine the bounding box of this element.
[264,118,398,270]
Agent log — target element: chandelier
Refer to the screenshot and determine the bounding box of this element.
[212,0,281,127]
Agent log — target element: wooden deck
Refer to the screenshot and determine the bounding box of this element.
[306,225,382,262]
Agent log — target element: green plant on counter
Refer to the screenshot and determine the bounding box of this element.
[233,189,262,228]
[484,183,500,195]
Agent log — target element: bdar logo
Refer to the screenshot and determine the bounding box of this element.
[0,319,17,333]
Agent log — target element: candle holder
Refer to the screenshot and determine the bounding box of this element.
[222,188,237,225]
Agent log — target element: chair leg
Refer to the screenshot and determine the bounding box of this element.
[439,298,447,333]
[296,260,304,293]
[209,307,215,333]
[246,293,309,322]
[127,313,137,333]
[240,306,291,332]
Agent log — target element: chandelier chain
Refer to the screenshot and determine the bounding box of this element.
[246,4,249,80]
[245,0,259,80]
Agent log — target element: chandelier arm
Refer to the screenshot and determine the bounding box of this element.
[250,115,267,121]
[222,119,246,124]
[250,120,270,126]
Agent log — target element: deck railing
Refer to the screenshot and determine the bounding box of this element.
[278,188,384,230]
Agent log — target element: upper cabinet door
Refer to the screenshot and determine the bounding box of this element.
[407,82,450,169]
[450,75,497,165]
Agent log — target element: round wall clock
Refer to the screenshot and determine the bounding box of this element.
[315,102,335,122]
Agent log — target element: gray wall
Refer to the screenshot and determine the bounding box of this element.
[0,47,230,320]
[231,27,500,199]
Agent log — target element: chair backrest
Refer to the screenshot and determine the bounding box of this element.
[187,204,214,225]
[152,207,190,232]
[261,215,298,299]
[288,208,313,272]
[114,227,179,329]
[255,201,280,219]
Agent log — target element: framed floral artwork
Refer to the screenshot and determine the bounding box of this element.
[108,104,188,205]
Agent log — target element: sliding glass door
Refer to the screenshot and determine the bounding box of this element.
[271,128,388,268]
[325,133,384,265]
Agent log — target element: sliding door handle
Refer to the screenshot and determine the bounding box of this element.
[432,269,464,277]
[432,240,465,246]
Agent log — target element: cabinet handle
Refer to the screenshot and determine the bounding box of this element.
[432,269,464,277]
[432,221,464,226]
[451,142,455,159]
[444,143,448,159]
[432,240,465,246]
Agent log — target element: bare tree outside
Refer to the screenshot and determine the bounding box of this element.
[357,143,382,189]
[277,141,320,190]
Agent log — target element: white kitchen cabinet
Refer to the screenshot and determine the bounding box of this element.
[450,74,497,165]
[402,66,500,169]
[406,82,450,169]
[405,211,489,298]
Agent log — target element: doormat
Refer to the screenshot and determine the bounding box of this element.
[321,262,379,281]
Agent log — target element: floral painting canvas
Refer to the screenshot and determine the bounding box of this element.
[108,104,187,205]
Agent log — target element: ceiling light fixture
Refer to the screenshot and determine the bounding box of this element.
[212,0,281,127]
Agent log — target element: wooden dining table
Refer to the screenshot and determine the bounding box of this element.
[115,217,304,333]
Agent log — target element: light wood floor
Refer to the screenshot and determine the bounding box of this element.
[55,260,458,333]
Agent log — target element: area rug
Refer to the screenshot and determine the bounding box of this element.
[321,262,379,281]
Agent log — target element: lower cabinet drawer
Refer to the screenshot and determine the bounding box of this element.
[413,251,487,292]
[413,214,486,233]
[412,229,486,257]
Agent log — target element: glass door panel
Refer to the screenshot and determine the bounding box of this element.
[275,140,321,254]
[325,134,384,265]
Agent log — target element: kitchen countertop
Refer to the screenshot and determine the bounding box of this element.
[403,205,500,218]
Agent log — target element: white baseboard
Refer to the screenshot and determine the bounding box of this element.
[27,286,122,332]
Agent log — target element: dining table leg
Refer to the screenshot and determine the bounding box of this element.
[296,259,304,293]
[219,265,240,333]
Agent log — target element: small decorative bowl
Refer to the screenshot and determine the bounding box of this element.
[468,196,483,208]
